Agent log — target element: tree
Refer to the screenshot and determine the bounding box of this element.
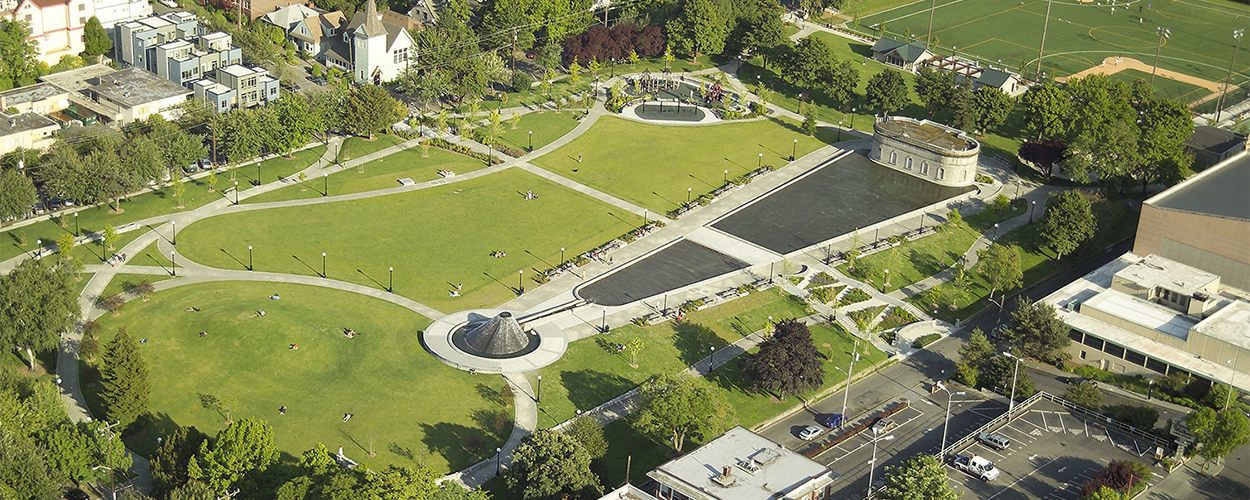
[627,337,645,367]
[739,9,786,69]
[507,430,601,500]
[0,259,79,370]
[666,0,728,58]
[947,80,977,132]
[955,328,992,388]
[877,454,958,500]
[1007,299,1069,363]
[801,104,818,136]
[82,16,112,59]
[188,418,280,493]
[1083,486,1123,500]
[564,414,607,459]
[977,243,1022,301]
[1187,408,1250,466]
[779,37,835,90]
[0,168,37,224]
[633,373,734,452]
[102,224,118,251]
[152,425,210,497]
[55,232,76,259]
[99,328,150,428]
[865,69,908,115]
[913,67,954,118]
[1064,381,1103,408]
[169,481,217,500]
[1020,82,1070,141]
[742,319,824,398]
[0,19,41,89]
[825,59,860,106]
[1131,96,1192,191]
[973,86,1013,133]
[342,85,403,138]
[1039,190,1096,260]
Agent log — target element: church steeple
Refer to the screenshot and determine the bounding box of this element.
[362,0,384,35]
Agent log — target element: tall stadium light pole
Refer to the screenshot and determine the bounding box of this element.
[1215,29,1245,124]
[1003,352,1021,413]
[937,385,966,458]
[1151,27,1170,84]
[926,0,938,50]
[1036,0,1053,79]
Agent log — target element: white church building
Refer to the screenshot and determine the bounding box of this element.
[343,0,415,85]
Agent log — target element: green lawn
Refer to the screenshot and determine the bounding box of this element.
[81,281,510,473]
[836,202,1025,293]
[233,146,329,187]
[527,288,818,427]
[100,273,177,298]
[244,148,489,204]
[174,169,642,312]
[475,111,583,153]
[531,116,832,213]
[337,134,406,163]
[856,0,1250,84]
[1106,69,1212,103]
[134,239,179,273]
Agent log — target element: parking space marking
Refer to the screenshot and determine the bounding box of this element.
[985,455,1062,500]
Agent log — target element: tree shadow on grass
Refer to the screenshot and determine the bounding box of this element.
[561,370,635,412]
[471,408,514,441]
[420,422,493,468]
[671,321,719,365]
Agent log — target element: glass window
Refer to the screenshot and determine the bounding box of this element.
[1082,335,1103,350]
[1124,349,1146,366]
[1103,342,1125,358]
[937,168,944,179]
[1080,350,1087,360]
[1146,357,1168,374]
[889,152,896,164]
[79,3,85,11]
[905,157,913,170]
[1068,330,1083,342]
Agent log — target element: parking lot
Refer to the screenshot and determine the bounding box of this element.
[947,399,1170,500]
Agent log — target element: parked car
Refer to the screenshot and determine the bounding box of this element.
[798,425,824,441]
[199,157,213,170]
[871,418,896,434]
[183,162,199,174]
[821,413,844,428]
[160,0,177,8]
[977,432,1011,450]
[1059,376,1095,386]
[953,454,1000,481]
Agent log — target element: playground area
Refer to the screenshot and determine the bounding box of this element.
[623,71,738,105]
[856,0,1249,95]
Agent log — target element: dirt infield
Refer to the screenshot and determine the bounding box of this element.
[1057,55,1236,107]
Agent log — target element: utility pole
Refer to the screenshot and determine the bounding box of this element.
[1215,29,1245,124]
[1151,27,1170,83]
[603,4,609,27]
[926,0,937,50]
[99,420,123,500]
[1035,0,1052,80]
[511,28,517,78]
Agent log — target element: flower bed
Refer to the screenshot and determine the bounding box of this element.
[836,288,871,307]
[876,307,918,331]
[425,138,503,165]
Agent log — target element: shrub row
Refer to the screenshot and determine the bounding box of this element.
[912,333,942,349]
[425,138,503,165]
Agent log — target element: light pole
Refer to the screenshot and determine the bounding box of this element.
[1151,27,1171,84]
[1003,352,1021,413]
[74,212,79,236]
[1036,0,1053,78]
[255,162,260,186]
[233,181,239,204]
[993,222,1000,239]
[709,345,715,371]
[757,152,763,169]
[536,375,542,403]
[850,107,857,131]
[867,430,894,498]
[323,173,328,197]
[937,384,966,458]
[35,238,41,258]
[170,220,176,246]
[1226,351,1241,410]
[791,138,798,161]
[528,130,533,152]
[170,250,176,276]
[926,0,938,49]
[560,247,565,263]
[835,340,859,426]
[838,120,843,142]
[1029,200,1037,223]
[723,169,728,185]
[687,187,692,204]
[388,266,394,292]
[495,447,502,475]
[1215,29,1246,124]
[248,245,253,271]
[518,269,524,294]
[769,260,776,283]
[321,252,326,278]
[883,269,890,291]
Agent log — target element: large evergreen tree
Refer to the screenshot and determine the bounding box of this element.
[188,418,280,493]
[342,85,404,138]
[82,16,112,59]
[99,328,150,428]
[1006,298,1069,363]
[865,69,908,115]
[877,454,959,500]
[742,319,824,398]
[152,425,210,497]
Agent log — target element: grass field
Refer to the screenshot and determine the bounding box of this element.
[234,146,329,187]
[476,111,584,153]
[856,0,1250,85]
[100,273,176,298]
[337,134,406,163]
[531,116,833,213]
[1105,69,1211,102]
[174,169,642,312]
[81,281,509,473]
[244,148,489,204]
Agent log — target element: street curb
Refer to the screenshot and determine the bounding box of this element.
[750,356,899,432]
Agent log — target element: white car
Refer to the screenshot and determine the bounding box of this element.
[160,0,178,8]
[798,425,823,441]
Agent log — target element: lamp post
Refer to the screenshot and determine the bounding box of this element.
[687,187,692,204]
[528,130,533,152]
[560,247,565,263]
[723,169,728,185]
[495,447,502,475]
[758,152,763,169]
[850,107,857,132]
[993,222,1000,239]
[1003,352,1021,413]
[1029,200,1037,223]
[248,245,253,271]
[709,345,715,371]
[171,220,176,246]
[388,266,394,292]
[323,173,328,197]
[834,341,859,426]
[321,252,326,278]
[518,269,524,294]
[837,121,843,142]
[536,375,542,403]
[233,181,239,204]
[255,162,260,186]
[937,384,966,458]
[74,212,79,236]
[170,250,176,276]
[769,260,775,283]
[791,138,798,161]
[1151,27,1171,84]
[883,269,890,291]
[867,430,895,498]
[1215,29,1246,123]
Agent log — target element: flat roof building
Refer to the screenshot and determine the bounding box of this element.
[870,116,979,187]
[0,111,59,155]
[76,67,191,124]
[647,427,838,500]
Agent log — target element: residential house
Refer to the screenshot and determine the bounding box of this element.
[116,10,199,69]
[197,0,306,21]
[1185,126,1247,170]
[196,64,278,111]
[870,36,932,73]
[1,0,93,64]
[261,3,344,59]
[344,0,416,85]
[92,0,149,28]
[152,31,242,87]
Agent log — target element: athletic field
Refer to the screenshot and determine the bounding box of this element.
[856,0,1249,87]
